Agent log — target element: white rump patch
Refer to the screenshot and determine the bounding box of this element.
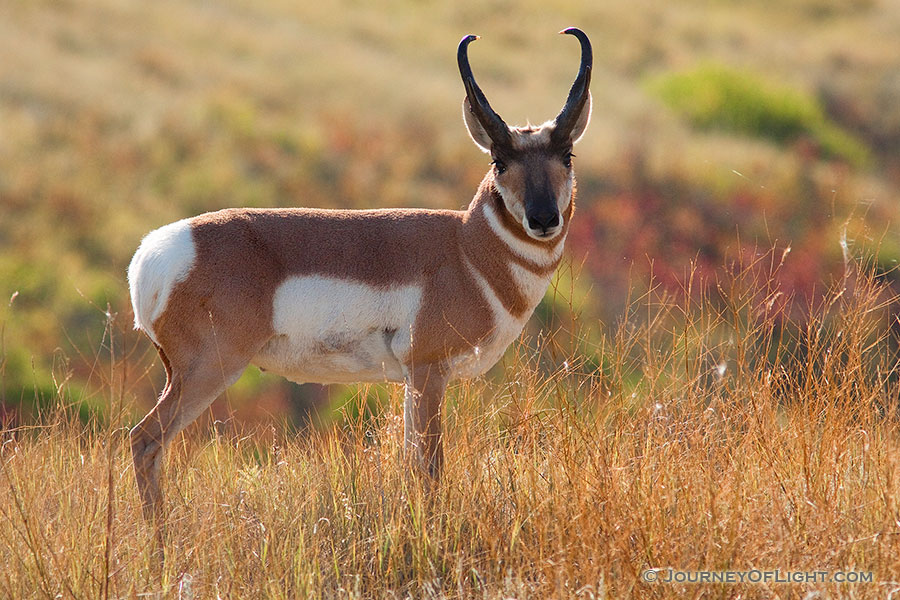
[258,277,422,384]
[128,218,196,345]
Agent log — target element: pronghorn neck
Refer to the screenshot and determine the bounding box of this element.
[456,171,569,321]
[462,171,570,273]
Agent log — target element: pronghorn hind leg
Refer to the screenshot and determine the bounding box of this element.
[403,363,449,479]
[130,347,250,523]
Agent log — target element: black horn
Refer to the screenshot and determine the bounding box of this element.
[551,27,592,146]
[458,34,511,149]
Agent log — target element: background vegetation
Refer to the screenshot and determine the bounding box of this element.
[2,0,900,596]
[3,0,900,427]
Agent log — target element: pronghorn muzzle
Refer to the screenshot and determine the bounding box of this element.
[524,172,563,239]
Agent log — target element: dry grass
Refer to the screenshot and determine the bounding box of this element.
[2,252,899,599]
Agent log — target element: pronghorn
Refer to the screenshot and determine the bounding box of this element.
[128,28,591,519]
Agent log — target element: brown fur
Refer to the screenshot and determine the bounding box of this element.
[153,170,572,366]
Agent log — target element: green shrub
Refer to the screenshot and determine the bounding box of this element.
[649,64,870,166]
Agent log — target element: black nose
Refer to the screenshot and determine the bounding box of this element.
[527,211,560,231]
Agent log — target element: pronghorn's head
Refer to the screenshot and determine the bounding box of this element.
[458,28,592,242]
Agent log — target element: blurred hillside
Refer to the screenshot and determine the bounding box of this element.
[2,0,900,425]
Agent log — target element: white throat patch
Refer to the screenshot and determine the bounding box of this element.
[482,202,566,266]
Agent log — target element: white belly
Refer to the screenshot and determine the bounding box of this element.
[254,330,407,383]
[253,276,421,384]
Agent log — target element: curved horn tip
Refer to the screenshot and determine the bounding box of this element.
[559,27,589,41]
[558,27,592,69]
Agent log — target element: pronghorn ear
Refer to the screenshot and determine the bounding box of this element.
[462,98,493,153]
[561,92,592,145]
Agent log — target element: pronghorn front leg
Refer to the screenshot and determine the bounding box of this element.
[403,363,448,478]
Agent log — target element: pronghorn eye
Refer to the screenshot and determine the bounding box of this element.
[562,153,575,169]
[492,159,507,175]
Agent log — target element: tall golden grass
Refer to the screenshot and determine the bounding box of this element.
[2,249,899,598]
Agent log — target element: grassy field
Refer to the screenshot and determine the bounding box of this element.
[3,257,900,597]
[4,0,900,597]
